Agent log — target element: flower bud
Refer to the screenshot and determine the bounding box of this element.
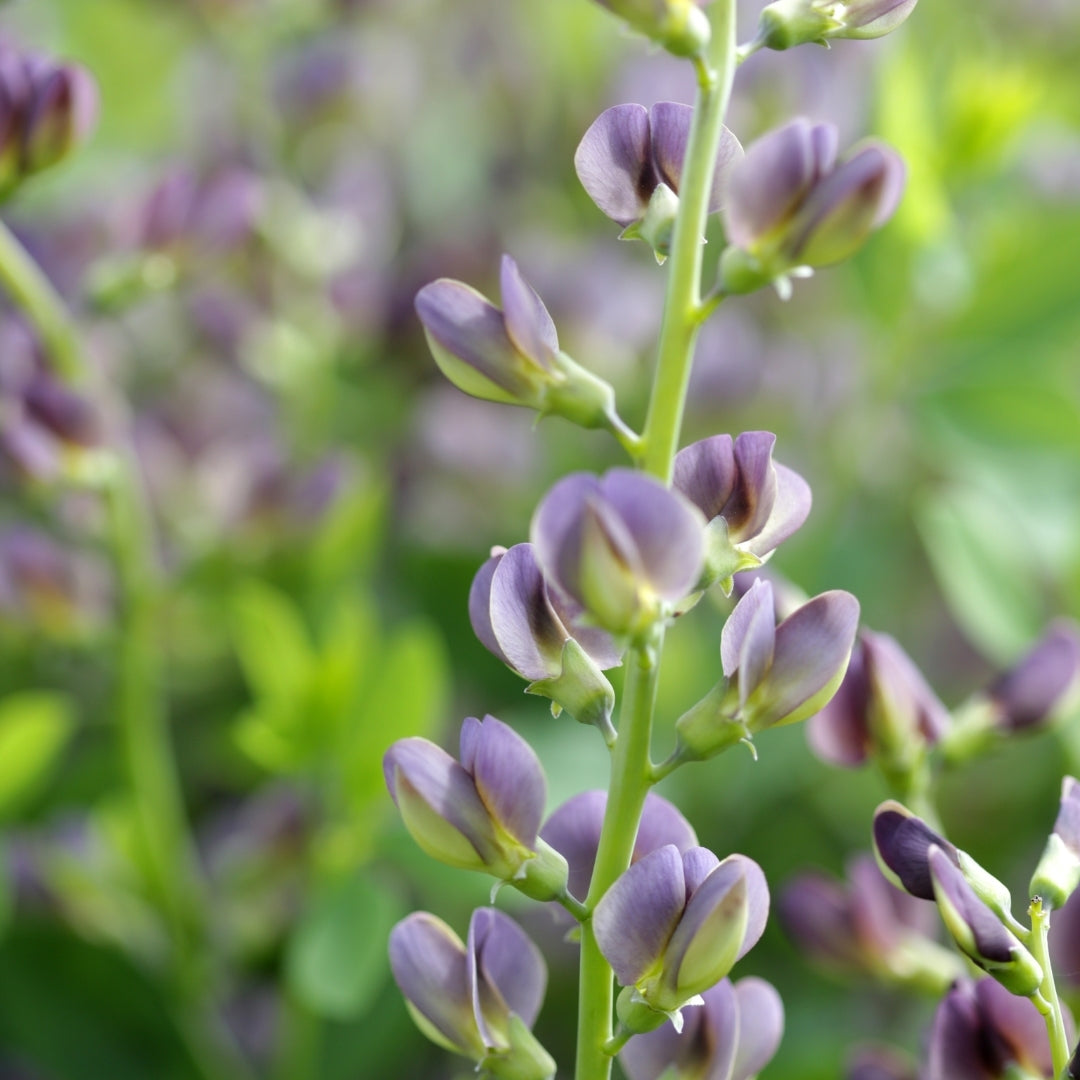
[384,716,557,892]
[720,120,905,296]
[22,63,98,175]
[389,908,555,1079]
[575,103,741,260]
[589,0,712,57]
[531,469,705,639]
[672,432,811,594]
[989,620,1080,733]
[751,0,918,52]
[619,976,784,1080]
[416,255,620,431]
[593,845,768,1022]
[469,543,622,737]
[928,847,1042,997]
[1030,776,1080,912]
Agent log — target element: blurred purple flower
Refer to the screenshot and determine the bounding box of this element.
[672,431,811,588]
[926,978,1065,1080]
[987,620,1080,733]
[540,789,697,904]
[575,102,741,255]
[593,844,769,1020]
[846,1046,920,1080]
[620,976,784,1080]
[531,468,705,637]
[808,630,950,770]
[384,715,547,882]
[719,119,905,294]
[389,907,554,1077]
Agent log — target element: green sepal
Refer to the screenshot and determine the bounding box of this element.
[480,1014,557,1080]
[526,638,617,744]
[696,517,764,595]
[753,0,839,50]
[938,696,1000,765]
[1030,832,1080,912]
[637,183,681,264]
[542,352,620,432]
[673,678,747,762]
[615,985,673,1037]
[511,839,572,904]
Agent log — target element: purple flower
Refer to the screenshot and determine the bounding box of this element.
[415,255,620,430]
[593,845,769,1020]
[753,0,919,52]
[531,469,705,638]
[678,579,858,758]
[987,621,1080,733]
[928,847,1042,996]
[540,789,697,904]
[808,630,950,770]
[619,976,784,1080]
[779,855,960,988]
[575,103,741,257]
[1030,776,1080,911]
[587,0,712,58]
[926,979,1063,1080]
[872,801,959,902]
[388,907,555,1079]
[846,1046,920,1080]
[719,119,905,295]
[384,716,565,894]
[672,431,811,588]
[469,543,622,734]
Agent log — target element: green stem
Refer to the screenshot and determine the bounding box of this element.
[641,0,737,483]
[1029,899,1071,1078]
[0,217,83,382]
[575,640,662,1080]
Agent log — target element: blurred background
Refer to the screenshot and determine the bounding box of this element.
[0,0,1078,1076]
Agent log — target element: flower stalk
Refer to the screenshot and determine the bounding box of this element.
[1028,898,1071,1079]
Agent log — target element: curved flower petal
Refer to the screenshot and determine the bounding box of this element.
[673,434,738,522]
[459,716,545,849]
[499,255,559,370]
[989,619,1080,731]
[574,103,654,227]
[731,976,785,1080]
[925,981,998,1080]
[873,800,956,901]
[721,577,776,680]
[650,101,743,211]
[742,463,812,557]
[594,844,686,986]
[469,549,512,666]
[974,977,1055,1077]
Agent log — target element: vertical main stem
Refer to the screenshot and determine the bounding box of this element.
[576,639,662,1080]
[1029,901,1071,1078]
[642,0,737,483]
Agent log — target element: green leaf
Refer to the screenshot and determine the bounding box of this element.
[285,874,403,1021]
[231,580,315,706]
[0,692,75,820]
[309,479,386,590]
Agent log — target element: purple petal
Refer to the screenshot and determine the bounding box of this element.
[635,792,700,861]
[673,434,737,522]
[847,854,919,956]
[725,119,828,249]
[1055,776,1080,857]
[459,716,545,849]
[725,431,780,543]
[731,854,770,960]
[847,1047,919,1080]
[598,469,706,603]
[389,912,477,1054]
[649,102,694,194]
[489,543,568,680]
[925,982,997,1080]
[929,846,1014,965]
[778,873,861,969]
[467,907,547,1048]
[574,103,655,226]
[754,590,860,727]
[863,631,950,748]
[539,790,606,902]
[531,472,603,603]
[873,801,956,900]
[682,847,723,900]
[469,550,511,667]
[499,255,558,369]
[742,463,812,557]
[989,620,1080,731]
[383,738,492,855]
[415,279,525,397]
[806,639,871,767]
[731,977,784,1080]
[594,845,686,986]
[974,977,1053,1076]
[546,580,624,670]
[721,578,776,679]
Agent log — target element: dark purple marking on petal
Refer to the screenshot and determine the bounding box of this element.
[459,716,545,849]
[389,913,476,1054]
[925,981,997,1080]
[673,434,737,522]
[499,255,558,370]
[594,845,686,987]
[731,977,784,1080]
[974,977,1054,1076]
[598,469,706,603]
[873,801,955,901]
[574,103,655,227]
[725,431,779,543]
[489,543,568,680]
